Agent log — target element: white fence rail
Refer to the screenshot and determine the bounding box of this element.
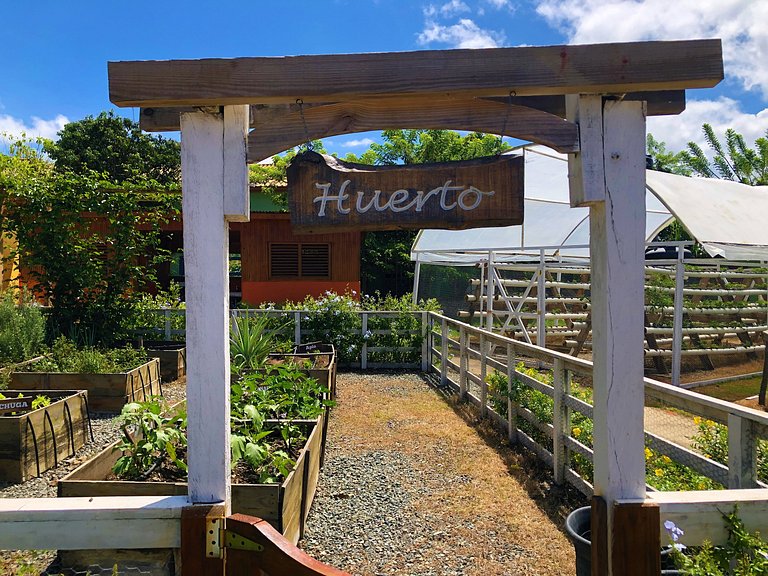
[426,312,768,497]
[133,308,428,369]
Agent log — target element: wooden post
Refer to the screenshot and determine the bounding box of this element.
[294,311,302,346]
[569,96,648,575]
[538,251,546,347]
[181,504,226,576]
[459,326,467,398]
[552,357,570,485]
[421,311,429,372]
[361,313,368,370]
[181,105,248,512]
[506,342,517,443]
[440,318,448,387]
[728,414,758,488]
[480,333,488,417]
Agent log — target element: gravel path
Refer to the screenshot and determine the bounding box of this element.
[301,372,584,576]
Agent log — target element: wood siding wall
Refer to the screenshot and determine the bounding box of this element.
[236,214,360,283]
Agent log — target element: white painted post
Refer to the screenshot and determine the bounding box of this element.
[478,261,485,323]
[181,105,248,511]
[480,333,488,417]
[569,96,647,574]
[459,326,467,398]
[728,414,758,489]
[440,318,448,387]
[361,313,368,370]
[421,311,429,372]
[672,247,685,386]
[294,311,302,345]
[552,358,570,485]
[506,342,517,443]
[537,249,546,347]
[412,261,421,306]
[164,309,172,340]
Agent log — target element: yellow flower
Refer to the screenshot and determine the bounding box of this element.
[697,483,707,490]
[693,416,702,425]
[644,447,653,460]
[655,468,664,477]
[662,455,671,464]
[572,427,582,437]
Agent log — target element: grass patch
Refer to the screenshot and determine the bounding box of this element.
[694,376,762,402]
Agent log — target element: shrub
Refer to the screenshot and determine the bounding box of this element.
[26,337,149,373]
[0,290,46,367]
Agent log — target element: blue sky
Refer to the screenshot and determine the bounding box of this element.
[2,0,767,157]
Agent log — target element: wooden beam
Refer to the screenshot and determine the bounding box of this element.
[248,97,579,161]
[111,40,723,107]
[647,489,768,547]
[0,496,185,550]
[181,504,225,576]
[612,501,660,576]
[139,91,686,132]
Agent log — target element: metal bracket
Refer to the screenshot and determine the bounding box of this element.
[224,529,265,552]
[205,517,223,559]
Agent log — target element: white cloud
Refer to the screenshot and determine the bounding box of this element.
[0,113,69,141]
[534,0,768,100]
[341,138,375,148]
[418,18,505,48]
[647,97,768,153]
[485,0,514,9]
[439,0,471,17]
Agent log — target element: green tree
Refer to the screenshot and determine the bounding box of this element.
[44,111,181,185]
[679,124,768,185]
[1,137,181,344]
[359,130,509,296]
[646,133,690,174]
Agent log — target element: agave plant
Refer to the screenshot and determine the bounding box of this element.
[230,314,274,374]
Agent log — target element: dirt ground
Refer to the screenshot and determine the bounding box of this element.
[320,372,586,576]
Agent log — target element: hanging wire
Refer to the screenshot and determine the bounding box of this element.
[496,91,516,155]
[296,98,314,151]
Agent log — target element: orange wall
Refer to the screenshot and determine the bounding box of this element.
[242,280,361,306]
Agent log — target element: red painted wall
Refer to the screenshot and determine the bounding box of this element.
[242,280,361,306]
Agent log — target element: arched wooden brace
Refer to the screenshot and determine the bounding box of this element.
[226,513,351,576]
[246,96,579,163]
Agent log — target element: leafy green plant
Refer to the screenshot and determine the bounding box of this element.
[230,314,276,375]
[124,281,186,340]
[666,507,768,574]
[112,399,188,480]
[691,417,768,484]
[25,337,149,373]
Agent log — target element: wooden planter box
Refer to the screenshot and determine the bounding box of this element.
[58,413,324,544]
[10,358,161,413]
[0,390,90,483]
[141,340,186,382]
[270,343,337,398]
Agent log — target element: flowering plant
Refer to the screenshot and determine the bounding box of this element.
[666,507,768,575]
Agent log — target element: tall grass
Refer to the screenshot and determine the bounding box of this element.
[0,290,45,367]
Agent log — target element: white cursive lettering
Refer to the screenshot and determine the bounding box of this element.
[314,179,494,216]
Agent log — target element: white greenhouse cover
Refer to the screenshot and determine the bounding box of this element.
[646,170,768,261]
[412,146,672,265]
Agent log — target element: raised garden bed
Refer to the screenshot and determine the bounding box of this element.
[269,343,337,398]
[0,389,90,483]
[123,340,186,383]
[10,358,161,413]
[57,414,323,544]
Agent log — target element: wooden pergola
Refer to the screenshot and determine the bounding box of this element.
[0,40,735,575]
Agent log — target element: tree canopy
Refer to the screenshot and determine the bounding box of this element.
[44,111,181,185]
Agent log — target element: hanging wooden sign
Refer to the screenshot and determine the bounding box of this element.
[287,151,523,233]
